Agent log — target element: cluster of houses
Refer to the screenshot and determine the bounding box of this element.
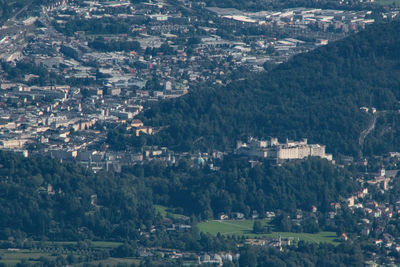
[137,247,240,266]
[336,164,400,263]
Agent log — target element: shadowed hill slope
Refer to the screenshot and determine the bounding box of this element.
[141,21,400,156]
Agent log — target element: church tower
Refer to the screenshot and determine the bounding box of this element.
[380,164,385,177]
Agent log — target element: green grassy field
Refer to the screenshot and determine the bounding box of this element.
[154,204,186,219]
[198,219,338,244]
[91,241,123,248]
[198,219,264,235]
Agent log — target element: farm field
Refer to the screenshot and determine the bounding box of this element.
[198,219,338,244]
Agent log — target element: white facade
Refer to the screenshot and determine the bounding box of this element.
[237,137,333,161]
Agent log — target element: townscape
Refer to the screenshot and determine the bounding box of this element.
[0,0,397,171]
[1,0,400,266]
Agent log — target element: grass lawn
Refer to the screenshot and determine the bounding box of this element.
[198,219,263,235]
[91,241,123,248]
[198,219,338,244]
[154,204,186,219]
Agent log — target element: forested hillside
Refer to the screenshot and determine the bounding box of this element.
[0,150,357,240]
[128,157,359,220]
[0,151,156,241]
[142,21,400,157]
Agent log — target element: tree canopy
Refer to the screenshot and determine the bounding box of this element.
[128,157,359,220]
[0,151,155,241]
[141,21,400,157]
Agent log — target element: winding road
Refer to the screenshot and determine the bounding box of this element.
[359,113,378,147]
[358,110,395,157]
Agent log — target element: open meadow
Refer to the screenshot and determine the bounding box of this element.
[198,219,338,244]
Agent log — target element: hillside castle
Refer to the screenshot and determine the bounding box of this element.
[236,137,333,162]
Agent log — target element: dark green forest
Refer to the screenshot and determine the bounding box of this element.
[54,17,135,36]
[0,151,371,266]
[127,157,359,220]
[238,241,366,267]
[0,151,358,240]
[139,21,400,157]
[0,151,155,241]
[88,38,141,52]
